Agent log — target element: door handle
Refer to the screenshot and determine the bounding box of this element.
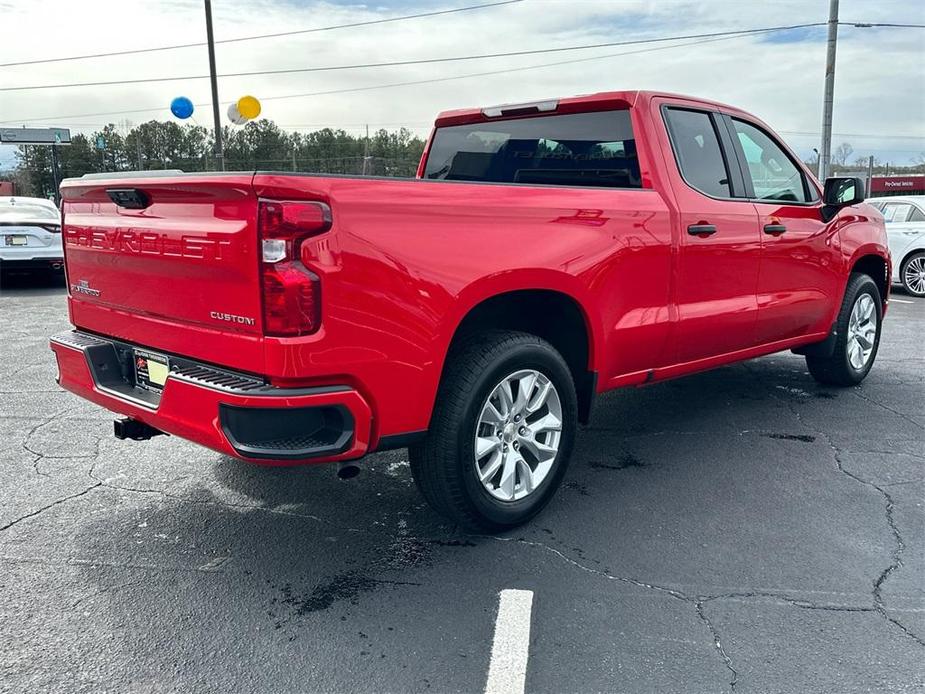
[763,223,787,235]
[687,223,717,237]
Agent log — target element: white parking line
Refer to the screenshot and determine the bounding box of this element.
[891,298,914,304]
[485,589,534,694]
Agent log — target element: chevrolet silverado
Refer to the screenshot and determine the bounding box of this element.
[50,91,890,530]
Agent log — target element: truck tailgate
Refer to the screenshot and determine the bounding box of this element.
[61,174,265,371]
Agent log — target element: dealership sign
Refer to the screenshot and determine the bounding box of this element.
[0,127,71,145]
[869,176,925,194]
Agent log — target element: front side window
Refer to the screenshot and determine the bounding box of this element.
[732,119,810,203]
[663,108,731,198]
[423,110,641,188]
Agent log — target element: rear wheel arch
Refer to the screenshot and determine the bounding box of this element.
[439,287,598,423]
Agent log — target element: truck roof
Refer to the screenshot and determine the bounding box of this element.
[433,90,745,127]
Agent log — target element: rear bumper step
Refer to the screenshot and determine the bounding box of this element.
[50,330,371,464]
[219,404,353,460]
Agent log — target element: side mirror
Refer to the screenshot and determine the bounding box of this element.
[823,176,866,207]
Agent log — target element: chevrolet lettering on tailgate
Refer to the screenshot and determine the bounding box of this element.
[65,227,233,260]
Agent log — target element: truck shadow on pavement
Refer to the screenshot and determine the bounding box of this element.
[0,270,66,293]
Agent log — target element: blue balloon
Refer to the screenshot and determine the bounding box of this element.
[170,96,194,119]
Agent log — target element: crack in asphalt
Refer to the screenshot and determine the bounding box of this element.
[824,438,925,648]
[70,579,143,609]
[20,407,86,477]
[851,389,925,432]
[741,362,925,649]
[695,600,738,688]
[0,484,102,533]
[700,590,875,613]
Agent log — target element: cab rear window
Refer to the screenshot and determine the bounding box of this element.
[423,110,641,188]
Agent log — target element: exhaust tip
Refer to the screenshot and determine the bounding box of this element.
[337,462,361,480]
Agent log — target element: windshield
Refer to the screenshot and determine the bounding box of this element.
[423,110,641,189]
[0,202,59,220]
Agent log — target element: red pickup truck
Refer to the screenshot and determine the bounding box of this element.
[51,91,889,530]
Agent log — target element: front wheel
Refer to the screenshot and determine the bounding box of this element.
[806,273,883,386]
[409,330,577,531]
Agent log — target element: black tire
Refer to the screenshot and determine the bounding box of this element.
[900,251,925,298]
[409,330,577,532]
[806,273,882,386]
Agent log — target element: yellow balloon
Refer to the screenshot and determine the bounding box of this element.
[237,95,261,120]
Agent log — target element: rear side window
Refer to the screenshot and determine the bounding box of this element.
[732,119,811,203]
[882,203,913,222]
[663,108,731,198]
[423,110,641,188]
[910,206,925,222]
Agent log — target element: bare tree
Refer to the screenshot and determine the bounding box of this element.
[833,142,854,167]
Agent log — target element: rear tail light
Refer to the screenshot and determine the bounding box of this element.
[258,200,331,337]
[41,224,61,234]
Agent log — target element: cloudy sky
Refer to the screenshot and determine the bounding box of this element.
[1,0,923,170]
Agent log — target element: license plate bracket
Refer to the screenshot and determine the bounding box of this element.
[133,349,170,392]
[4,235,28,246]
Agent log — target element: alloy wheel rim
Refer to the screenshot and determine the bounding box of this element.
[846,293,877,371]
[903,257,925,296]
[474,369,562,502]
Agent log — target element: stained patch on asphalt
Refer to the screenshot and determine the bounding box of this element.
[814,391,837,399]
[267,521,436,632]
[430,539,477,547]
[564,481,590,496]
[276,573,380,617]
[589,453,647,470]
[760,433,816,443]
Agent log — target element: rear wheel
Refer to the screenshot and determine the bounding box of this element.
[410,330,577,531]
[806,273,882,386]
[900,251,925,297]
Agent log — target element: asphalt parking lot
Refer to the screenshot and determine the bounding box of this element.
[0,276,922,694]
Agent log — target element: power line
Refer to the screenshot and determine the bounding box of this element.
[0,0,523,69]
[0,33,759,124]
[779,130,925,141]
[840,21,925,28]
[0,22,828,93]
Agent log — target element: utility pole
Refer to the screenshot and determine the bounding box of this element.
[204,0,225,171]
[50,144,61,205]
[362,124,370,175]
[818,0,839,182]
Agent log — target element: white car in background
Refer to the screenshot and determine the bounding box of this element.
[0,196,63,278]
[867,195,925,297]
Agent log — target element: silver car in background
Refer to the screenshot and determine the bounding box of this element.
[867,195,925,297]
[0,196,63,279]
